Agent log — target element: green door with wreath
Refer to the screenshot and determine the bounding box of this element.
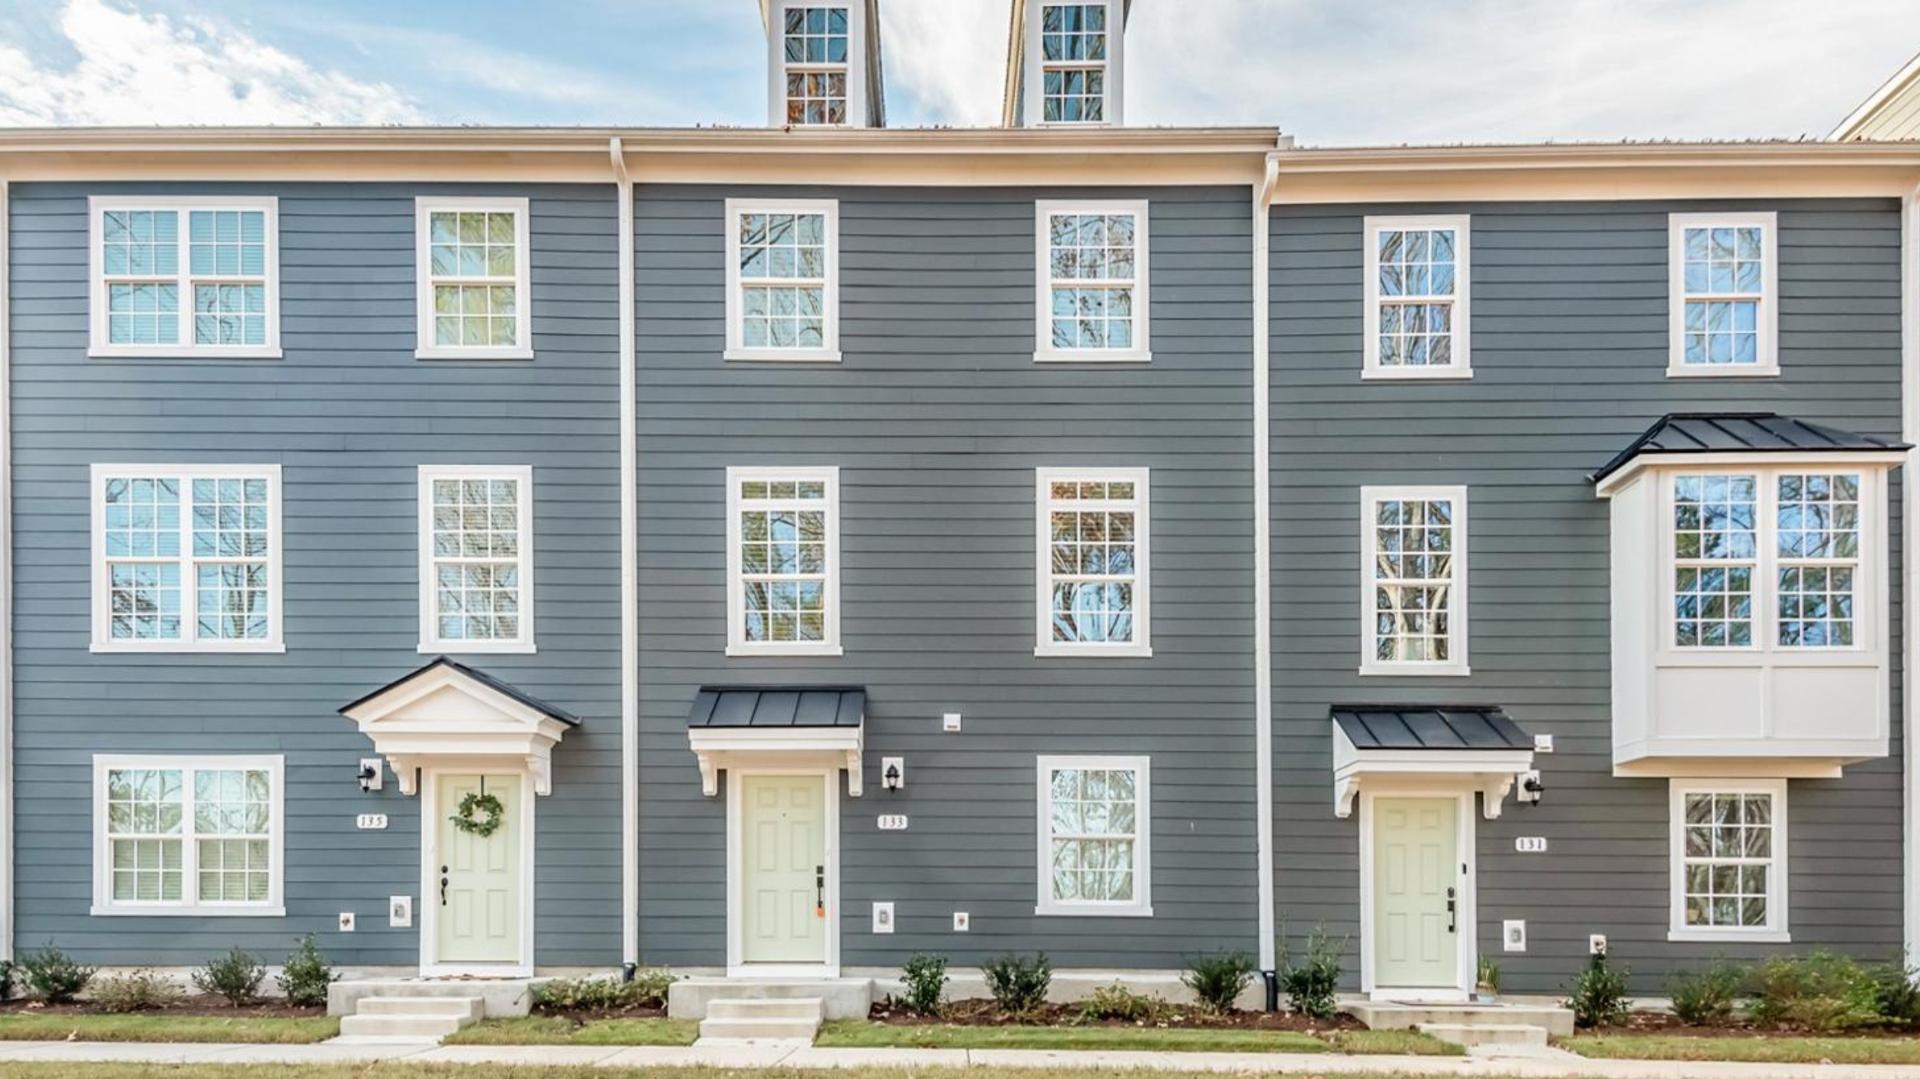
[437,773,520,964]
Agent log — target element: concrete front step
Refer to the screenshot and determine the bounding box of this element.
[697,996,823,1042]
[328,978,534,1019]
[707,997,824,1021]
[669,977,872,1020]
[1346,1000,1575,1038]
[337,994,484,1041]
[355,996,480,1019]
[1417,1022,1549,1048]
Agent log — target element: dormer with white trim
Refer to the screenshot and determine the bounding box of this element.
[761,0,886,128]
[1003,0,1130,127]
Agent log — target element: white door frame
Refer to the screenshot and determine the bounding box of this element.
[419,764,536,978]
[725,766,841,978]
[1357,787,1476,1002]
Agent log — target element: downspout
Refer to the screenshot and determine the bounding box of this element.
[1903,179,1918,973]
[611,139,640,976]
[0,179,12,961]
[1254,155,1279,998]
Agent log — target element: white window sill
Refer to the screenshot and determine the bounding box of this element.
[91,641,287,655]
[91,905,286,918]
[1034,903,1154,918]
[1667,929,1789,944]
[1035,644,1153,659]
[726,643,846,658]
[415,346,535,361]
[1666,363,1780,379]
[1361,365,1473,381]
[419,641,537,656]
[1034,350,1152,365]
[724,348,843,364]
[1359,662,1471,677]
[89,347,283,361]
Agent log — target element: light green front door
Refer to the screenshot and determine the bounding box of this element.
[740,774,827,964]
[437,773,520,965]
[1373,797,1459,990]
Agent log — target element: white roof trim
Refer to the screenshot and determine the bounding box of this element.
[342,664,573,795]
[1332,721,1533,820]
[688,726,865,798]
[1594,449,1907,498]
[1831,50,1920,141]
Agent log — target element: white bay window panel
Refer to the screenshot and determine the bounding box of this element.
[1035,200,1150,363]
[88,197,280,359]
[1668,213,1779,377]
[92,755,284,917]
[418,465,536,654]
[1668,779,1788,942]
[724,199,841,362]
[1362,215,1470,380]
[1035,468,1151,657]
[1360,485,1469,676]
[726,467,842,656]
[1036,755,1151,917]
[415,197,532,360]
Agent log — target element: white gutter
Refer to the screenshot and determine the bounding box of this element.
[1253,157,1278,973]
[611,139,640,970]
[1903,180,1919,970]
[0,179,12,960]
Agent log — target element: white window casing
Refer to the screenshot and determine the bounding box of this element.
[1035,199,1150,364]
[89,464,284,654]
[1360,485,1469,676]
[1023,1,1125,127]
[415,197,533,361]
[87,196,281,360]
[1668,213,1780,378]
[765,1,872,128]
[724,199,842,363]
[1036,754,1151,917]
[418,465,536,655]
[1035,467,1151,658]
[725,466,843,657]
[1362,215,1471,380]
[1668,778,1788,943]
[92,754,285,917]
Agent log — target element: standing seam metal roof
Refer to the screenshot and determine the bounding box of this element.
[1590,413,1907,483]
[1331,705,1532,751]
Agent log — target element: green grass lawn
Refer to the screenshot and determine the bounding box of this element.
[441,1015,700,1046]
[1559,1032,1920,1065]
[0,1012,338,1044]
[815,1019,1460,1055]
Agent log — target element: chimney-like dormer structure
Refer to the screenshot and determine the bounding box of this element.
[1002,0,1130,127]
[760,0,886,128]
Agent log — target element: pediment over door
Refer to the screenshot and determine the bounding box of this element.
[340,657,579,795]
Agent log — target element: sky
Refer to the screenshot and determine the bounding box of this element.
[1,0,1919,145]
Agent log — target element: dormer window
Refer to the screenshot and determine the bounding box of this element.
[783,5,850,125]
[1040,4,1108,123]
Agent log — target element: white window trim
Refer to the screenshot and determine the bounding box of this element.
[1359,484,1470,677]
[91,754,286,917]
[767,1,867,129]
[417,464,537,655]
[1361,214,1471,381]
[1024,1,1125,128]
[87,196,282,360]
[1034,199,1151,364]
[1035,754,1152,917]
[1667,212,1780,378]
[1667,777,1789,943]
[723,198,842,363]
[725,465,844,657]
[1034,466,1152,658]
[89,463,285,654]
[414,196,534,361]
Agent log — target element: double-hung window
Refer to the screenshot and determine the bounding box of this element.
[90,465,282,653]
[418,465,535,654]
[1669,213,1779,376]
[1669,779,1787,942]
[1036,200,1149,363]
[725,199,841,362]
[781,5,851,125]
[726,467,842,656]
[1361,485,1468,675]
[1363,215,1469,379]
[1039,4,1110,123]
[88,197,280,358]
[1036,755,1151,917]
[92,755,284,916]
[1037,468,1150,657]
[415,197,532,360]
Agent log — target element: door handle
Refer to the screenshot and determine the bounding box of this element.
[1446,886,1457,934]
[815,865,825,916]
[440,865,449,907]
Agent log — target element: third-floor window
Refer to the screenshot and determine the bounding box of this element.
[782,5,850,125]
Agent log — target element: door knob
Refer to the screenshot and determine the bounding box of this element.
[815,865,825,916]
[1446,886,1457,933]
[440,866,449,907]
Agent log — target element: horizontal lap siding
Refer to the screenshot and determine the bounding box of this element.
[1270,199,1905,994]
[9,182,622,965]
[637,185,1256,969]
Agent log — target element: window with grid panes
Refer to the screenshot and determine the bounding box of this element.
[1041,472,1148,651]
[729,471,838,651]
[783,5,850,124]
[1674,784,1782,935]
[1040,203,1147,358]
[92,199,277,355]
[97,758,279,913]
[1038,756,1150,915]
[1040,4,1109,122]
[1364,488,1466,671]
[95,468,277,649]
[421,468,532,650]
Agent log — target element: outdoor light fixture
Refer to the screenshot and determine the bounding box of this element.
[357,759,383,793]
[881,757,905,791]
[1518,769,1544,806]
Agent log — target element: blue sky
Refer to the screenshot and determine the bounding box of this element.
[3,0,1920,144]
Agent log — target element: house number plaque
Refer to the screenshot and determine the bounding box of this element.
[877,815,909,831]
[356,814,389,831]
[1514,836,1547,853]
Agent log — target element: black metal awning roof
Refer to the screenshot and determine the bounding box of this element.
[1332,705,1531,751]
[688,687,866,729]
[339,656,580,726]
[1591,413,1907,484]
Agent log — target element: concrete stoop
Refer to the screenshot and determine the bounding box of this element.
[1346,1000,1575,1051]
[697,997,824,1043]
[336,994,482,1043]
[669,976,873,1020]
[1416,1021,1548,1048]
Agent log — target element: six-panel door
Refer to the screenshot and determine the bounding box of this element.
[1373,797,1458,990]
[436,773,521,965]
[741,774,827,964]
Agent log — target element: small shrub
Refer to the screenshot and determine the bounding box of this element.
[1667,963,1741,1026]
[19,944,94,1003]
[276,935,337,1007]
[89,969,181,1013]
[531,970,677,1014]
[1080,982,1163,1022]
[628,967,677,1009]
[1747,952,1881,1032]
[1182,951,1255,1015]
[983,953,1052,1015]
[1565,952,1630,1029]
[1278,925,1346,1020]
[899,953,948,1016]
[192,948,266,1007]
[1873,957,1920,1026]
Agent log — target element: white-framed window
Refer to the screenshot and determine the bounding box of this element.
[415,197,533,361]
[1035,200,1150,363]
[1036,755,1151,917]
[1669,778,1788,942]
[1360,485,1468,676]
[89,465,283,654]
[1669,469,1869,651]
[1668,213,1779,377]
[1036,468,1151,657]
[87,196,280,359]
[724,199,841,363]
[781,4,851,125]
[1039,3,1111,124]
[91,754,284,917]
[418,465,535,654]
[1362,215,1470,380]
[725,467,842,656]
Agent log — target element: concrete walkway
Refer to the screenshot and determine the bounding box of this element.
[0,1037,1916,1077]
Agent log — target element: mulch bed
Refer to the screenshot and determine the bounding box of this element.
[0,995,324,1019]
[870,998,1363,1032]
[1588,1011,1920,1040]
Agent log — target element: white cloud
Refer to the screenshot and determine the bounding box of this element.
[879,0,1006,127]
[0,0,422,126]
